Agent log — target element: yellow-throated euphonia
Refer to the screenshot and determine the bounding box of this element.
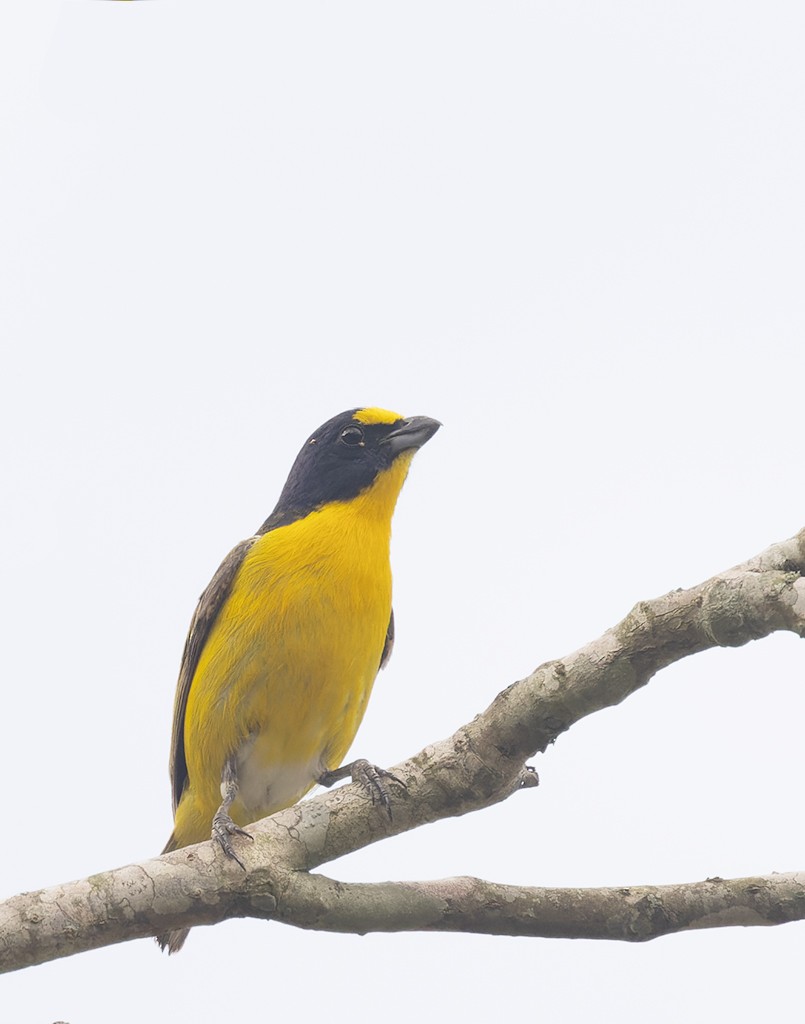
[158,407,440,952]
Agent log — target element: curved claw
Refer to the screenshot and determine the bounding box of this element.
[319,758,406,820]
[353,759,398,819]
[212,811,253,870]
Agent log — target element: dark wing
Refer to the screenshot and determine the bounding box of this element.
[168,537,258,813]
[379,608,395,670]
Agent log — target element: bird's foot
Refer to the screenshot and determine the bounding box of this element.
[211,811,253,869]
[319,758,406,820]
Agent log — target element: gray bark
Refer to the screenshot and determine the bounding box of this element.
[1,528,803,972]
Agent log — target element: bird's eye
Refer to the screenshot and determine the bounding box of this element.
[340,425,365,447]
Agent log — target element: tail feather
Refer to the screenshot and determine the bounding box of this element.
[155,832,191,954]
[156,927,190,954]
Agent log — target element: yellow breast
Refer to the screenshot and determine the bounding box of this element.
[173,452,413,846]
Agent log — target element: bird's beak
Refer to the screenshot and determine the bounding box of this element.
[382,415,442,454]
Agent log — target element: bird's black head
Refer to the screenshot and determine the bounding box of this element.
[258,407,441,533]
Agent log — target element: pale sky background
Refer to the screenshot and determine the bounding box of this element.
[2,2,804,1021]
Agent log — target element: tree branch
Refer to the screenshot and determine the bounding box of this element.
[1,528,802,972]
[279,870,805,941]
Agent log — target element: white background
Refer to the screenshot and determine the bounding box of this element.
[2,2,804,1021]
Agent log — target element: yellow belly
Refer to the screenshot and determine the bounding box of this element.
[172,469,405,848]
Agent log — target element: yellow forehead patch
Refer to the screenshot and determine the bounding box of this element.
[353,407,403,426]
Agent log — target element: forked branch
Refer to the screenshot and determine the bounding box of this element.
[1,529,802,972]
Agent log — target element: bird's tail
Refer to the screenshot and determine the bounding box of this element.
[155,831,190,954]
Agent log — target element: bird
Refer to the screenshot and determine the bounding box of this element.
[157,407,440,953]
